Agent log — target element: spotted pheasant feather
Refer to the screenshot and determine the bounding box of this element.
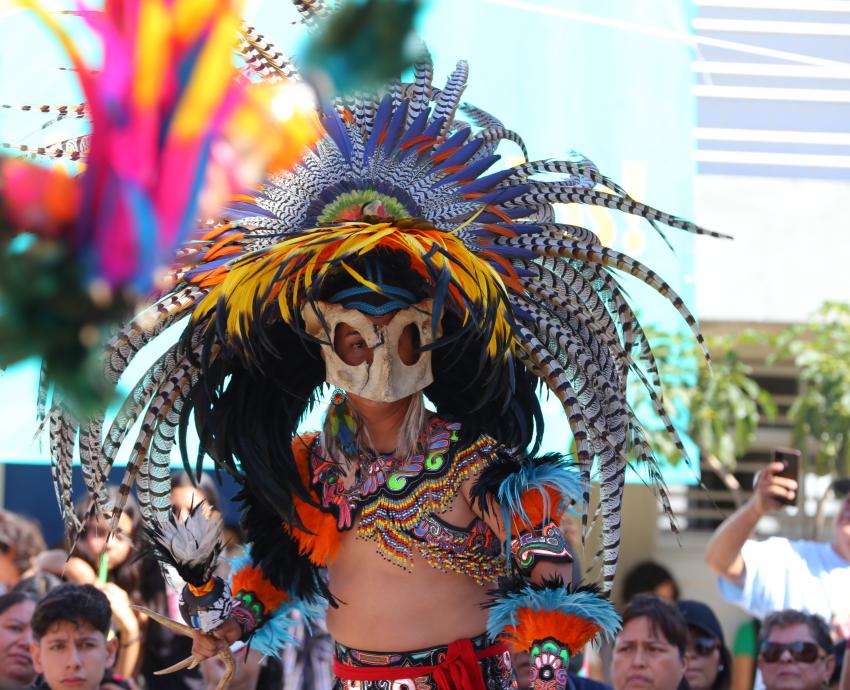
[41,0,726,598]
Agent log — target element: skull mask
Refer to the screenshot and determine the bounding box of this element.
[301,299,437,403]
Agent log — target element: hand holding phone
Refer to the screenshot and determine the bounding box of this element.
[753,449,800,513]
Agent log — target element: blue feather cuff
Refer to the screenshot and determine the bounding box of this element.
[497,454,583,547]
[227,549,328,657]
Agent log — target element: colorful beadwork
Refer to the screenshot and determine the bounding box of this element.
[510,522,573,575]
[310,416,503,570]
[335,633,518,690]
[412,514,506,585]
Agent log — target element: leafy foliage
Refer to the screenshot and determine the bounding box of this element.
[300,0,424,93]
[769,302,850,476]
[0,226,128,413]
[631,327,776,468]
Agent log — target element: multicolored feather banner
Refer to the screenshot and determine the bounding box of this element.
[0,0,321,411]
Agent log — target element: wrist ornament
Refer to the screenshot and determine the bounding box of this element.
[511,521,573,576]
[487,576,619,664]
[179,575,234,633]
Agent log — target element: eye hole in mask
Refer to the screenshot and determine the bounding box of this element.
[399,323,421,365]
[333,323,371,366]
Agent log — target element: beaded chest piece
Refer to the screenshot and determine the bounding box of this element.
[309,416,507,583]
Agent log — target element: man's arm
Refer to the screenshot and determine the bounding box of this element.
[466,454,616,690]
[704,461,797,586]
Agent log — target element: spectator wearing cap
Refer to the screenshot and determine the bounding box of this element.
[612,595,689,690]
[705,469,850,643]
[677,600,731,690]
[757,610,835,690]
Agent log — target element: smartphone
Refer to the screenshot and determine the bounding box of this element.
[772,448,801,507]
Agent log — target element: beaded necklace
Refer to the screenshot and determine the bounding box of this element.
[310,416,503,571]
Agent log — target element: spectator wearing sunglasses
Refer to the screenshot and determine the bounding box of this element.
[677,600,731,690]
[757,610,835,690]
[612,595,689,690]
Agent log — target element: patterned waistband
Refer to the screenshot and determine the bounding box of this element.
[334,632,493,667]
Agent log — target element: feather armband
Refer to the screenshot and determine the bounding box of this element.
[497,455,582,532]
[486,577,620,659]
[228,549,327,657]
[472,453,583,562]
[510,522,573,575]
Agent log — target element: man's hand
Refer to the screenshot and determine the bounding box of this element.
[705,462,796,584]
[751,462,798,516]
[190,618,242,661]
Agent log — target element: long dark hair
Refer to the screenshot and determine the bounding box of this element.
[178,250,543,599]
[73,488,144,605]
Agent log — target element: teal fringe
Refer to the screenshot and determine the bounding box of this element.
[486,580,620,645]
[227,549,328,657]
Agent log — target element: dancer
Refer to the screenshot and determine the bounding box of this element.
[41,4,720,689]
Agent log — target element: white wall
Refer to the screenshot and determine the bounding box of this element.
[694,175,850,323]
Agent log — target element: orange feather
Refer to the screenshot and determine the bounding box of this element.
[231,563,289,612]
[504,609,601,655]
[510,487,562,531]
[200,222,233,242]
[282,433,342,567]
[203,231,244,260]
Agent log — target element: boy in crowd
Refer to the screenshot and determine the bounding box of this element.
[28,584,117,690]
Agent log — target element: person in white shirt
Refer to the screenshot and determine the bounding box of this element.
[705,465,850,640]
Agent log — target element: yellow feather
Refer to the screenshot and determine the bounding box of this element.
[190,222,516,360]
[134,0,171,108]
[339,262,382,294]
[171,13,239,138]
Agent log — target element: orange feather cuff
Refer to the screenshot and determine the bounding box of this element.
[502,610,601,656]
[231,563,289,613]
[510,486,562,531]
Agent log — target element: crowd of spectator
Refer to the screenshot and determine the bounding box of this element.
[0,468,846,690]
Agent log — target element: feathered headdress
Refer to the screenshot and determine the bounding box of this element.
[40,0,726,593]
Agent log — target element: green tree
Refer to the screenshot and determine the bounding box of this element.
[770,302,850,477]
[631,328,776,496]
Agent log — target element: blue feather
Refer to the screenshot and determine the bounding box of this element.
[224,202,277,219]
[473,184,529,206]
[434,137,483,172]
[430,127,470,158]
[458,168,514,195]
[397,108,431,151]
[420,116,447,145]
[382,99,409,155]
[321,106,353,163]
[487,584,621,644]
[478,207,532,222]
[433,154,498,189]
[226,549,328,658]
[363,94,394,164]
[486,246,536,259]
[498,455,583,550]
